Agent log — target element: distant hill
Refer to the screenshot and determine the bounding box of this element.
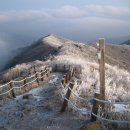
[3,34,130,72]
[121,39,130,45]
[4,34,69,69]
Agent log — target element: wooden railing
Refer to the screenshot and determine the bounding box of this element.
[0,66,51,98]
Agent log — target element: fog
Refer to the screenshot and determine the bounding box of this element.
[0,33,35,72]
[0,4,130,72]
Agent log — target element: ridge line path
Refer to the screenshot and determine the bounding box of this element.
[0,73,86,130]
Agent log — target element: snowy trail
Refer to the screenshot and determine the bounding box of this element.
[0,73,85,130]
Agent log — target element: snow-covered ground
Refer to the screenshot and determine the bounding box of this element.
[0,73,85,130]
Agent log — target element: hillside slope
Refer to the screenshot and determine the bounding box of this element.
[0,35,130,129]
[121,39,130,45]
[0,73,85,130]
[4,34,130,72]
[4,35,68,70]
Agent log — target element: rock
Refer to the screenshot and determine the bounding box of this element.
[23,94,34,99]
[80,122,102,130]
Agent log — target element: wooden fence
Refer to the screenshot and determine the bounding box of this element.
[0,64,77,99]
[0,38,129,129]
[58,39,130,129]
[0,66,51,98]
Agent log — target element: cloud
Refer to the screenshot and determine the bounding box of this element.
[50,5,86,18]
[0,10,51,23]
[0,5,130,23]
[0,37,12,71]
[84,5,130,19]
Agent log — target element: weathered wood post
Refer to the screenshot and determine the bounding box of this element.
[60,82,75,112]
[23,77,27,92]
[23,77,27,88]
[91,93,100,122]
[9,81,15,98]
[46,69,49,77]
[63,74,67,84]
[72,68,75,77]
[70,68,74,77]
[40,70,44,81]
[99,38,105,108]
[71,68,74,77]
[90,38,105,122]
[35,71,39,85]
[68,71,71,81]
[66,73,70,83]
[61,77,66,88]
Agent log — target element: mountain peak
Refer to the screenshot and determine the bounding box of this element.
[41,34,69,48]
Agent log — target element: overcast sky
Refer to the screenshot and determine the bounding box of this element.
[0,0,130,70]
[0,0,130,42]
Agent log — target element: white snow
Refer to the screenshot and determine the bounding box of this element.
[29,87,42,96]
[113,104,129,113]
[49,77,59,84]
[15,85,43,101]
[15,95,23,100]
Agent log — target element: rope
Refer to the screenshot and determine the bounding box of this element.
[25,73,36,80]
[0,69,48,88]
[13,79,26,83]
[36,70,46,75]
[0,68,50,96]
[0,78,37,96]
[68,87,93,102]
[0,81,11,88]
[13,78,37,89]
[61,80,130,124]
[65,97,91,114]
[94,98,130,105]
[62,82,130,105]
[0,87,14,96]
[60,82,67,90]
[92,112,130,124]
[37,71,49,79]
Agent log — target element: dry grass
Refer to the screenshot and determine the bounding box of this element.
[1,63,31,82]
[53,42,130,102]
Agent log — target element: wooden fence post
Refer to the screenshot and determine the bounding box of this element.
[99,38,105,108]
[40,70,44,81]
[68,71,71,81]
[61,76,66,87]
[23,77,27,87]
[70,68,73,77]
[23,77,27,92]
[46,69,49,77]
[9,81,15,98]
[63,74,67,84]
[61,79,65,88]
[91,93,100,122]
[71,68,74,77]
[35,72,39,85]
[62,75,67,87]
[60,82,75,112]
[65,73,69,84]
